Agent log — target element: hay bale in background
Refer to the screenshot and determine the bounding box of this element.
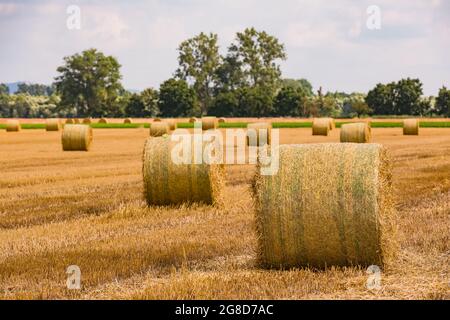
[46,119,61,131]
[340,122,371,143]
[247,122,272,146]
[82,118,92,124]
[189,117,198,123]
[65,119,74,124]
[312,118,330,136]
[124,118,132,124]
[219,117,226,123]
[98,118,108,124]
[6,120,21,132]
[166,119,176,130]
[142,136,225,206]
[61,124,93,151]
[403,119,419,135]
[202,116,218,130]
[73,119,81,124]
[325,117,335,130]
[150,122,170,137]
[153,118,161,122]
[253,143,396,269]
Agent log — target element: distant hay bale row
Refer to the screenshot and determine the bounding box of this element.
[124,118,132,124]
[247,122,272,146]
[340,122,371,143]
[98,118,108,124]
[312,118,330,136]
[82,118,92,124]
[403,119,419,135]
[6,120,21,132]
[66,118,80,124]
[253,143,396,269]
[61,124,93,151]
[142,136,225,206]
[202,116,218,130]
[150,122,170,137]
[46,119,61,131]
[218,117,226,123]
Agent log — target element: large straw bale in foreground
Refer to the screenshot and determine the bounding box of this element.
[142,136,225,206]
[202,116,218,130]
[46,119,61,131]
[340,122,371,143]
[6,120,21,132]
[253,143,396,269]
[312,118,330,136]
[61,124,93,151]
[403,119,419,135]
[150,122,170,137]
[247,122,272,146]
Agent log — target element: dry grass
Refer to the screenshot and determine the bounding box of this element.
[0,127,448,300]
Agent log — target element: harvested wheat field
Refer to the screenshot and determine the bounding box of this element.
[0,127,449,300]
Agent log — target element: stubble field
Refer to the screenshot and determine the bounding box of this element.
[0,126,449,299]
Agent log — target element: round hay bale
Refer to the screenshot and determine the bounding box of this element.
[166,119,177,130]
[202,116,218,130]
[61,124,93,151]
[73,118,81,124]
[150,122,170,137]
[312,118,330,136]
[142,136,225,206]
[340,122,371,143]
[247,122,272,146]
[82,118,92,124]
[253,143,396,269]
[324,117,335,130]
[124,118,132,124]
[153,118,161,122]
[218,117,226,123]
[98,118,108,124]
[189,117,198,123]
[403,119,419,135]
[6,120,21,132]
[46,119,61,131]
[65,118,74,124]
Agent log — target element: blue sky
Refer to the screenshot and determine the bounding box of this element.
[0,0,448,95]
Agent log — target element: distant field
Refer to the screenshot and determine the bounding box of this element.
[1,120,450,129]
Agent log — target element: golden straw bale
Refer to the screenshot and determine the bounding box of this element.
[403,119,419,135]
[312,118,330,136]
[202,116,218,130]
[247,122,272,146]
[153,118,161,122]
[324,117,335,130]
[82,118,92,124]
[6,120,21,132]
[61,124,93,151]
[124,118,132,124]
[98,118,108,124]
[46,119,61,131]
[253,143,396,269]
[166,119,177,130]
[340,122,371,143]
[142,136,225,206]
[150,122,170,137]
[65,119,74,124]
[189,117,198,123]
[218,117,226,123]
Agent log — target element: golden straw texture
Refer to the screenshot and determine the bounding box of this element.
[403,119,419,135]
[46,119,61,131]
[312,118,330,136]
[65,119,74,124]
[253,143,396,269]
[6,120,21,132]
[340,122,371,143]
[61,124,93,151]
[142,136,225,206]
[247,122,272,146]
[324,117,335,130]
[150,122,170,137]
[202,116,218,130]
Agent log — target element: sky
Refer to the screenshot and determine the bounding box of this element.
[0,0,448,95]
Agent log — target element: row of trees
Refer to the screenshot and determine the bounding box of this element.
[1,28,449,118]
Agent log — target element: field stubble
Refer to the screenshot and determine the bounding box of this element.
[0,127,448,299]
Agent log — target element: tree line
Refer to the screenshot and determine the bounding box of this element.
[0,28,449,118]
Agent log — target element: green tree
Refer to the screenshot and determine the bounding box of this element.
[394,78,423,114]
[344,99,372,117]
[280,78,313,96]
[274,86,306,116]
[0,83,9,95]
[176,32,220,114]
[435,86,450,116]
[16,83,53,96]
[214,56,245,93]
[209,91,239,117]
[158,79,199,117]
[366,83,395,115]
[228,27,286,89]
[125,88,159,117]
[236,86,274,117]
[54,48,123,117]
